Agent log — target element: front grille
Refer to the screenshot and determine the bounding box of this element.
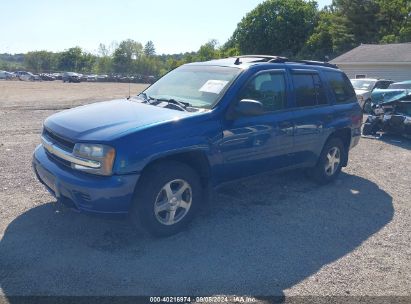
[43,128,75,152]
[45,150,71,167]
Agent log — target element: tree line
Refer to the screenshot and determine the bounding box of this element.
[1,0,410,76]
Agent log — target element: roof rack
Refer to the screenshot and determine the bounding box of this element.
[233,55,338,69]
[234,55,289,65]
[290,60,338,69]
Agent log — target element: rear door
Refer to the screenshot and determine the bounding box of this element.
[289,69,333,165]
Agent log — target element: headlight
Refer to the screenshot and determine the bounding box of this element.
[72,143,116,176]
[404,116,411,124]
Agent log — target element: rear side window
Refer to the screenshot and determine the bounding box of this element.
[292,73,327,107]
[325,71,356,103]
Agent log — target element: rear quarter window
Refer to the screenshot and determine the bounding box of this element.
[325,71,356,103]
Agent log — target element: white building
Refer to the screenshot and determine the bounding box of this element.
[329,43,411,82]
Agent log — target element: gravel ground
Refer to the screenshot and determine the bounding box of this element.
[0,81,410,300]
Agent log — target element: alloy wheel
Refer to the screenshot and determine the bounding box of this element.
[325,147,341,176]
[154,179,192,226]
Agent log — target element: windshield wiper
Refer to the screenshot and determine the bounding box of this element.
[135,94,191,112]
[155,98,191,110]
[135,92,155,104]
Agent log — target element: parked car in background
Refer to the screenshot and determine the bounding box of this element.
[366,80,411,112]
[33,55,362,236]
[87,74,98,82]
[14,71,41,81]
[39,73,56,81]
[0,70,14,80]
[52,73,63,80]
[363,90,411,138]
[97,75,108,82]
[62,72,81,83]
[144,75,157,84]
[350,78,393,110]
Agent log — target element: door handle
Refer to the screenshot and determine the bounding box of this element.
[279,121,294,135]
[279,121,293,128]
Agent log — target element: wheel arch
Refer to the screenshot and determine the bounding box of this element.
[138,150,212,189]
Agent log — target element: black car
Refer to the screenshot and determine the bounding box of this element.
[363,97,411,139]
[62,72,81,83]
[39,73,56,81]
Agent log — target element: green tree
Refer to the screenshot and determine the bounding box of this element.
[197,39,219,61]
[24,51,57,73]
[376,0,411,43]
[332,0,380,44]
[399,20,411,42]
[299,8,355,60]
[229,0,318,57]
[112,39,143,73]
[58,47,84,72]
[144,41,156,56]
[95,43,112,74]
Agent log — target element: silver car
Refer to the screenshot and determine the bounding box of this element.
[14,71,41,81]
[0,70,14,80]
[351,78,393,110]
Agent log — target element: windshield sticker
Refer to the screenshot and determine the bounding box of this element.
[199,80,229,94]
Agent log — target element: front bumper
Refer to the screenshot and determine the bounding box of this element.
[32,145,140,214]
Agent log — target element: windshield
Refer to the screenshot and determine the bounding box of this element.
[388,82,411,90]
[350,79,376,90]
[142,65,242,108]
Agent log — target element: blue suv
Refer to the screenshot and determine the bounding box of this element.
[33,55,362,236]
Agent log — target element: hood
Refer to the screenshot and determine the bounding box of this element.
[44,99,197,142]
[355,89,370,96]
[371,89,411,105]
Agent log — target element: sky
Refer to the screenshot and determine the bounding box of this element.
[0,0,332,55]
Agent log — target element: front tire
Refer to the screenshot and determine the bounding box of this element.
[310,138,345,184]
[132,161,202,237]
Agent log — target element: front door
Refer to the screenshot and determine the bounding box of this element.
[219,70,295,181]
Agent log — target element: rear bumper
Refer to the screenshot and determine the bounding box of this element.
[32,145,140,214]
[350,127,362,150]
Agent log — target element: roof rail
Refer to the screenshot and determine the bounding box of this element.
[233,55,338,69]
[288,60,338,69]
[234,55,289,65]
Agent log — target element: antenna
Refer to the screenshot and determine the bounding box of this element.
[127,75,131,100]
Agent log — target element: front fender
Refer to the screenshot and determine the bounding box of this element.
[112,114,222,175]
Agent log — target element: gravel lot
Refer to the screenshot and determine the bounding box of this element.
[0,81,410,300]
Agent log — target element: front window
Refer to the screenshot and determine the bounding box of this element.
[239,71,287,112]
[388,82,411,90]
[350,79,376,91]
[143,65,242,109]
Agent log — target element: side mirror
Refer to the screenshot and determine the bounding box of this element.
[235,99,264,116]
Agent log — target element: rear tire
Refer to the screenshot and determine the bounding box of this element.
[310,138,345,184]
[131,161,202,237]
